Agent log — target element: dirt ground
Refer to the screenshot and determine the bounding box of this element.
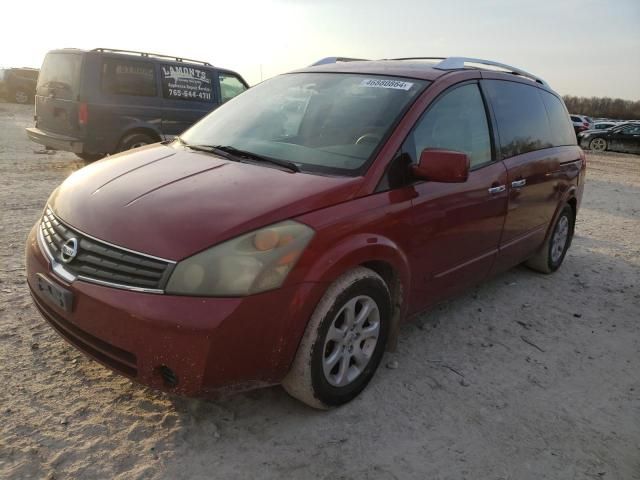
[0,102,638,480]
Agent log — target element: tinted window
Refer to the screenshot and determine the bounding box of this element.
[218,73,247,103]
[485,80,553,158]
[620,125,640,134]
[37,53,82,99]
[410,83,491,168]
[570,116,581,122]
[101,59,156,97]
[540,91,576,146]
[160,64,214,102]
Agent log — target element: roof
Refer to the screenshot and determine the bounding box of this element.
[295,56,547,86]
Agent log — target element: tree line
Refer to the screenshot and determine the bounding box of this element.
[563,95,640,120]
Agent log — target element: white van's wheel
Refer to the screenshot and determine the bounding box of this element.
[14,90,29,104]
[119,133,156,152]
[282,267,391,409]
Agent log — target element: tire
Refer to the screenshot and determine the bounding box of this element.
[526,205,574,274]
[589,137,607,152]
[118,133,157,152]
[76,153,105,162]
[282,267,391,409]
[13,89,30,104]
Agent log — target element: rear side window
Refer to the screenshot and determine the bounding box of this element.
[101,59,156,97]
[570,115,581,122]
[160,64,214,102]
[540,91,576,146]
[409,83,492,168]
[484,80,553,158]
[218,73,247,103]
[37,53,82,99]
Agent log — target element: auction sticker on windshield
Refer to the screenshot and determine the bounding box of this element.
[360,78,414,90]
[161,64,214,102]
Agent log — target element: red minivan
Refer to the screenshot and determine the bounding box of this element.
[25,57,585,408]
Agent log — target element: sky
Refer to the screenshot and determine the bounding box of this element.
[2,0,639,100]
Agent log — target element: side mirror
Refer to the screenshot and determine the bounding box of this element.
[411,149,470,183]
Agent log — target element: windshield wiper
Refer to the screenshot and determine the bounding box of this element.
[211,145,300,172]
[176,139,298,172]
[176,138,237,160]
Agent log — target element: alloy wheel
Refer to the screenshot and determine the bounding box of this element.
[322,295,380,387]
[590,138,607,151]
[15,91,28,104]
[551,215,569,263]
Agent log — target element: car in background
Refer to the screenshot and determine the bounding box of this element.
[26,56,584,408]
[579,123,640,154]
[26,48,248,161]
[593,121,619,130]
[570,114,594,136]
[0,67,39,104]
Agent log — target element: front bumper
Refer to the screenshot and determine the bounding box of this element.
[25,224,324,396]
[26,127,84,154]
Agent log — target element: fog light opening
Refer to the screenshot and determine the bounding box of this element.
[156,365,179,388]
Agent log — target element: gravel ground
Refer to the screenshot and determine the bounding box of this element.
[1,102,639,480]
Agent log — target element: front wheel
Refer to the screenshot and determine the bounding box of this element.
[76,153,105,162]
[526,205,574,274]
[589,137,607,152]
[282,267,391,409]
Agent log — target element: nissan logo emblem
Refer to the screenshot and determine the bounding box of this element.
[60,238,79,263]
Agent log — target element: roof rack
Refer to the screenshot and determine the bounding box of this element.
[92,48,212,67]
[393,56,546,85]
[310,56,369,67]
[312,55,546,86]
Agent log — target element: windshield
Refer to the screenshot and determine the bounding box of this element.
[37,53,83,100]
[180,73,427,175]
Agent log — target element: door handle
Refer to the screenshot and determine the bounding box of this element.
[511,179,526,188]
[488,185,506,194]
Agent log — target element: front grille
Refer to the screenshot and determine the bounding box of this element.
[40,207,173,291]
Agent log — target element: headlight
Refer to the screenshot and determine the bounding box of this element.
[165,220,314,296]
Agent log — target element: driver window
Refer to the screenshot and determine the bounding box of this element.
[410,83,492,168]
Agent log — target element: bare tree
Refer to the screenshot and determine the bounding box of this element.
[563,95,640,120]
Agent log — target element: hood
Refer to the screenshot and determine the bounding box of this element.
[50,144,362,260]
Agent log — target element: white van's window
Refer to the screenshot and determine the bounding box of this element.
[160,64,214,102]
[101,59,157,97]
[218,73,247,103]
[37,53,82,99]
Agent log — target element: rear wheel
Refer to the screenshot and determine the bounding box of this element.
[282,267,391,409]
[526,205,574,274]
[118,133,157,152]
[13,89,30,104]
[589,137,607,152]
[76,153,105,162]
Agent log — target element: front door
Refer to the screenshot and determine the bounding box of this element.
[405,82,508,312]
[610,124,640,153]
